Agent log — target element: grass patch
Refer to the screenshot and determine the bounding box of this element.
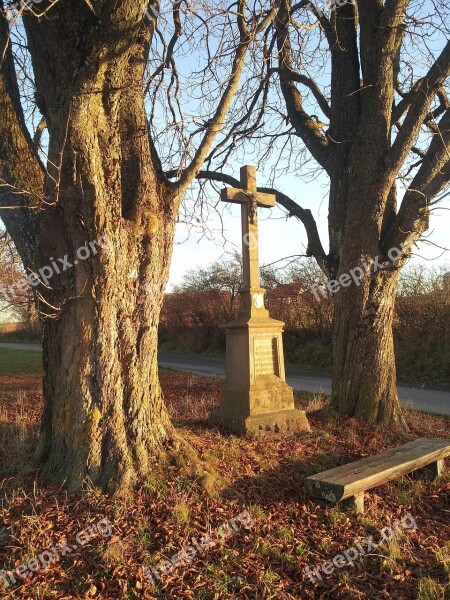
[435,542,450,576]
[100,539,127,568]
[0,347,43,376]
[396,344,450,387]
[285,338,332,371]
[158,339,225,359]
[416,577,448,600]
[172,502,191,527]
[393,476,425,504]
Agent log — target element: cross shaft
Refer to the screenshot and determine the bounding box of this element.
[221,166,276,291]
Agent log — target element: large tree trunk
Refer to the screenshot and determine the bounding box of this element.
[329,130,408,430]
[331,266,407,428]
[37,275,174,493]
[35,210,177,492]
[23,4,181,492]
[33,92,179,490]
[272,1,450,428]
[1,0,256,492]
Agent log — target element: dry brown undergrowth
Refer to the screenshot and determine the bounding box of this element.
[0,371,448,599]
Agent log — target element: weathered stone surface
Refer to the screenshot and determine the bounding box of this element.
[210,408,310,437]
[209,166,310,437]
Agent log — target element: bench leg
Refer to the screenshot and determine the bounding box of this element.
[413,459,444,481]
[338,492,365,514]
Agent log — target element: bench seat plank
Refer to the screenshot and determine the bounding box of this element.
[305,438,450,504]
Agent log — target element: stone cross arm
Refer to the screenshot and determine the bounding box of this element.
[220,165,276,208]
[220,187,276,208]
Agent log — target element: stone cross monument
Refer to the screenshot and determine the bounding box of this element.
[209,166,310,436]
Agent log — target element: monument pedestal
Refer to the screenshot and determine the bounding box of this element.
[209,288,310,437]
[209,166,310,437]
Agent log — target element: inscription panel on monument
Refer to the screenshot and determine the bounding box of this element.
[254,336,279,377]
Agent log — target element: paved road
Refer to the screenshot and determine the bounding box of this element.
[0,342,42,350]
[158,353,450,417]
[1,344,448,416]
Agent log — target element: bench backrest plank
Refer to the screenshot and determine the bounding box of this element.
[305,438,450,503]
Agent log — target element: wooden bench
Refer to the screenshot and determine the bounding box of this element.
[305,438,450,514]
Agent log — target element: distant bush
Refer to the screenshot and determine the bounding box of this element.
[0,230,40,337]
[394,265,450,385]
[0,321,40,342]
[160,257,450,385]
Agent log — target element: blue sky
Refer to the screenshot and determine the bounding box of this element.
[2,0,449,291]
[168,168,450,289]
[164,0,450,288]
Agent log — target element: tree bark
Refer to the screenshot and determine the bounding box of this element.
[36,239,176,493]
[0,4,42,268]
[34,115,177,494]
[331,266,406,428]
[268,1,450,428]
[33,91,179,491]
[1,0,269,492]
[20,1,182,492]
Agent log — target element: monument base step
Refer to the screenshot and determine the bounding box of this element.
[209,408,310,437]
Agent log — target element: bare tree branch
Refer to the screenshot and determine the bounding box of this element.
[0,4,43,270]
[33,116,47,149]
[175,2,278,192]
[167,168,331,276]
[291,0,333,43]
[274,0,331,173]
[384,108,450,252]
[380,0,411,32]
[269,67,331,118]
[385,40,450,187]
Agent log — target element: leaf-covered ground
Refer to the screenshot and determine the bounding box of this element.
[0,371,449,599]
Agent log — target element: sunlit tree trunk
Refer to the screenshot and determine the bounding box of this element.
[26,15,182,490]
[1,0,261,490]
[271,0,450,428]
[332,267,406,427]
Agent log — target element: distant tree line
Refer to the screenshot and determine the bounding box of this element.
[2,236,449,385]
[0,228,38,335]
[160,255,450,386]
